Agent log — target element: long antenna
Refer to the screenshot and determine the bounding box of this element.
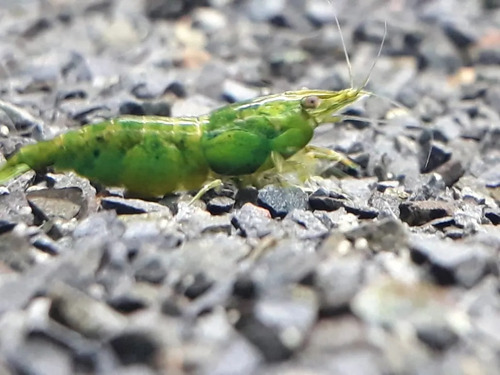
[363,90,408,110]
[327,0,354,89]
[359,20,387,92]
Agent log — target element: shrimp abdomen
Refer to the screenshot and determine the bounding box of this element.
[1,116,211,197]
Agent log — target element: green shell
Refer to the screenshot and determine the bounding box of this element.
[201,94,315,175]
[0,89,363,197]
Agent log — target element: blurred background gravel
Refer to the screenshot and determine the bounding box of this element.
[0,0,499,374]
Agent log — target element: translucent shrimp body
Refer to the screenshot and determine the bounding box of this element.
[0,89,362,197]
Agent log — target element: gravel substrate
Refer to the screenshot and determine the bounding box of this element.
[0,0,499,374]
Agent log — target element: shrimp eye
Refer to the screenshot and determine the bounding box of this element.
[302,95,321,109]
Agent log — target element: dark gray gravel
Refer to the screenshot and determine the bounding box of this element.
[0,0,500,374]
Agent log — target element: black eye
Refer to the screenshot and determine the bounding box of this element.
[302,95,320,109]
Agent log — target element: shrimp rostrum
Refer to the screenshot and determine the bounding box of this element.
[0,89,364,198]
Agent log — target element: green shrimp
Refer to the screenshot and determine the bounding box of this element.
[0,89,363,197]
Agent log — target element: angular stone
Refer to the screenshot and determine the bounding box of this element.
[27,187,85,221]
[257,186,308,218]
[309,188,344,212]
[344,219,407,253]
[109,331,159,367]
[231,203,275,238]
[48,284,127,339]
[316,256,364,314]
[409,235,493,287]
[236,286,317,362]
[207,196,235,215]
[484,208,500,225]
[101,197,172,216]
[400,200,454,226]
[416,324,459,350]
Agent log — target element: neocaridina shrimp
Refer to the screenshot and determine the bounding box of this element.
[0,6,386,199]
[0,89,363,198]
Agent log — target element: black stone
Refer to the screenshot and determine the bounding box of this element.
[108,295,147,314]
[416,325,459,350]
[109,332,158,366]
[435,159,465,187]
[142,101,171,117]
[442,21,478,48]
[235,315,293,362]
[119,100,171,117]
[400,201,454,226]
[420,141,452,173]
[207,196,235,215]
[161,299,182,316]
[134,257,167,284]
[183,273,214,299]
[57,89,87,101]
[71,105,111,124]
[309,195,343,212]
[22,18,52,38]
[32,236,60,255]
[119,101,146,116]
[0,220,16,235]
[343,203,379,219]
[165,81,187,98]
[257,186,308,218]
[485,208,500,225]
[131,82,162,100]
[232,277,258,299]
[101,197,169,215]
[353,19,387,44]
[145,0,205,19]
[409,236,492,287]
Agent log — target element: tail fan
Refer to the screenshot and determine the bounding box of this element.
[0,162,31,184]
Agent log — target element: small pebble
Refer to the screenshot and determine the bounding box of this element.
[257,186,308,218]
[207,196,235,215]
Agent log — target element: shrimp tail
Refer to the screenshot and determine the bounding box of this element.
[0,139,60,185]
[0,161,32,184]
